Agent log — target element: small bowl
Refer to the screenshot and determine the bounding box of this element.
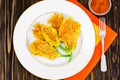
[88,0,112,16]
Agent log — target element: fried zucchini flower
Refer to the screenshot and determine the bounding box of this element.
[32,23,44,40]
[29,40,60,60]
[59,17,81,51]
[48,13,64,31]
[41,25,60,47]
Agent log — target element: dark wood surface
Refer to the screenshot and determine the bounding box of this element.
[0,0,120,80]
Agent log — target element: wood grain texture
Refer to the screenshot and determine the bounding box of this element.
[0,0,119,80]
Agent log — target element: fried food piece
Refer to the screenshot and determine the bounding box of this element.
[41,25,60,47]
[32,23,44,40]
[29,40,60,60]
[48,13,64,31]
[59,17,80,51]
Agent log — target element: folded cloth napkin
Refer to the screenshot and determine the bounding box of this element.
[65,0,117,80]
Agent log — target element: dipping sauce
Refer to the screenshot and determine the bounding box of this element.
[90,0,110,14]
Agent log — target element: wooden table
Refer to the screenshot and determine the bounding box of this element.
[0,0,119,80]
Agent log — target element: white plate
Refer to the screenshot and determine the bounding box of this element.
[13,0,95,79]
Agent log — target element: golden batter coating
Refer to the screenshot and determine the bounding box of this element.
[48,13,64,31]
[32,23,44,40]
[41,25,60,47]
[59,17,81,51]
[29,40,60,60]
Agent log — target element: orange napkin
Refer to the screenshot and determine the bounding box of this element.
[65,0,117,80]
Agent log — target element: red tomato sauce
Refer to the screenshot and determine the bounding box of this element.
[90,0,110,14]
